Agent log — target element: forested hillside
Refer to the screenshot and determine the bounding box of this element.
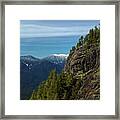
[30,26,100,100]
[20,55,66,100]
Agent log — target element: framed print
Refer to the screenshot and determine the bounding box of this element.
[0,0,119,119]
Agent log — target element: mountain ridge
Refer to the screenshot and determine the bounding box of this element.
[20,54,67,100]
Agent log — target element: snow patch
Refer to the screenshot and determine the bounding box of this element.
[26,63,29,67]
[52,54,68,58]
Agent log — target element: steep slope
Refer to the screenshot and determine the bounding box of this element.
[20,55,66,100]
[30,26,100,100]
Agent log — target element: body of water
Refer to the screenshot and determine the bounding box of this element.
[20,36,80,58]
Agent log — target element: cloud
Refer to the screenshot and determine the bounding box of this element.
[20,23,95,38]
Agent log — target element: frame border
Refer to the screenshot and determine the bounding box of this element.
[0,0,119,119]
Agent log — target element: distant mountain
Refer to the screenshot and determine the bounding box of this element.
[21,55,40,61]
[43,54,68,64]
[20,54,67,100]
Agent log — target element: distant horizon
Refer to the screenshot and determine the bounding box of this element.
[20,53,69,59]
[20,20,100,58]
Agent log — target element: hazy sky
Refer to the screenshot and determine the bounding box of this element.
[20,20,100,38]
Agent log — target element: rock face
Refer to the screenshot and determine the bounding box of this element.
[64,44,100,99]
[30,26,100,100]
[64,45,99,74]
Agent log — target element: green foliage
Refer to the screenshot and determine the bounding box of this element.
[30,26,100,100]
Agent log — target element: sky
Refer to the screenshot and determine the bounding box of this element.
[20,20,100,38]
[20,20,100,58]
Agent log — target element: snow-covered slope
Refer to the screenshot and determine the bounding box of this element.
[43,54,68,64]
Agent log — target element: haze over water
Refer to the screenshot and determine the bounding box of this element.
[20,20,99,58]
